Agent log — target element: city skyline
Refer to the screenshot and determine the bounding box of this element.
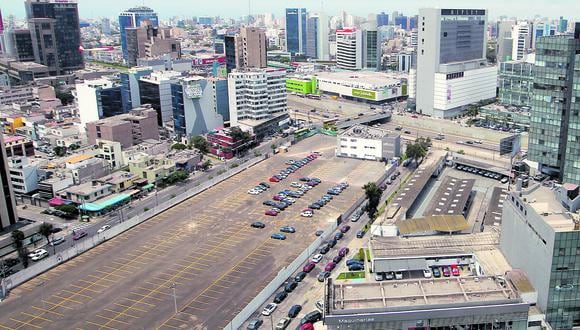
[1,0,578,21]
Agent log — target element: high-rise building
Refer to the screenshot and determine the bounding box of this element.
[336,28,362,70]
[306,16,318,59]
[223,28,267,72]
[362,21,380,70]
[125,22,181,67]
[101,18,111,35]
[558,16,568,33]
[500,185,580,329]
[377,12,388,27]
[76,78,124,129]
[227,68,288,137]
[317,13,330,61]
[416,8,496,118]
[394,15,408,30]
[511,22,533,61]
[285,8,307,55]
[3,29,35,62]
[119,6,158,62]
[0,9,3,53]
[138,71,183,126]
[528,27,580,183]
[171,76,226,138]
[498,58,534,106]
[120,67,153,113]
[26,0,84,75]
[0,134,18,230]
[496,20,515,62]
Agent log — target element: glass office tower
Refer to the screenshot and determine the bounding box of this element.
[118,6,158,62]
[285,8,307,55]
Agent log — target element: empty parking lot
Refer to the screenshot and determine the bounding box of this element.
[0,135,383,330]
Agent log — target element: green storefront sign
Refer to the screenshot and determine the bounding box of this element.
[286,79,312,95]
[352,88,376,100]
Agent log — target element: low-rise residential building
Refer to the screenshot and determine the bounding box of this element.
[86,105,159,148]
[96,171,139,193]
[170,150,202,172]
[128,152,176,184]
[7,156,39,194]
[95,139,124,170]
[337,124,400,161]
[61,181,113,204]
[37,174,74,199]
[314,71,407,104]
[68,157,111,185]
[0,85,34,106]
[207,128,254,159]
[2,135,34,157]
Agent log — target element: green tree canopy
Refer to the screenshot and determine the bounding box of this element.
[363,182,383,219]
[191,136,209,154]
[171,143,188,150]
[405,142,427,164]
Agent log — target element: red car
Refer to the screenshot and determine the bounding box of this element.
[340,225,351,233]
[72,231,87,240]
[269,177,280,183]
[442,267,451,277]
[325,262,336,272]
[303,262,316,273]
[451,265,460,276]
[411,115,418,118]
[265,210,278,216]
[301,323,314,330]
[273,195,283,201]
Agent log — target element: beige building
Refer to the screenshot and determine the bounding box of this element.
[236,27,267,69]
[128,152,175,184]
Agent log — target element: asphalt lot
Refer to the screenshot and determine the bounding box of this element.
[0,135,383,330]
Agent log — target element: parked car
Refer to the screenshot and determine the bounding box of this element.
[315,300,324,312]
[262,303,278,316]
[275,317,291,330]
[251,222,266,229]
[340,225,351,233]
[346,259,364,267]
[269,177,280,183]
[356,230,365,238]
[288,304,302,318]
[97,225,111,233]
[442,267,451,277]
[324,262,336,272]
[348,264,364,271]
[334,232,344,240]
[319,245,330,255]
[300,311,322,324]
[314,230,324,236]
[280,226,296,233]
[423,268,433,278]
[338,247,349,257]
[273,291,288,303]
[294,271,307,282]
[374,272,384,281]
[317,271,331,282]
[451,265,460,276]
[311,254,323,263]
[50,237,66,246]
[247,319,263,330]
[332,255,343,263]
[271,233,287,240]
[301,210,313,217]
[432,267,441,278]
[265,210,278,216]
[395,271,404,280]
[384,272,395,280]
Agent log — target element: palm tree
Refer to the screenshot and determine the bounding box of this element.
[362,182,383,219]
[39,223,54,253]
[11,230,29,269]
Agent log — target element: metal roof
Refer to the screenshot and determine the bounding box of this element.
[397,215,469,235]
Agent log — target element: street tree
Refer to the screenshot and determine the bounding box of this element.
[171,143,187,150]
[191,136,209,154]
[405,142,427,165]
[38,223,54,253]
[11,230,29,268]
[363,182,383,219]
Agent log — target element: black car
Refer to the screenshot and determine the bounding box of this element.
[332,255,343,263]
[346,259,364,267]
[334,232,344,240]
[251,222,266,228]
[327,190,340,196]
[273,291,288,303]
[50,227,63,234]
[259,182,271,188]
[317,199,327,205]
[284,279,298,292]
[348,264,364,271]
[299,177,311,182]
[319,245,330,255]
[356,230,365,238]
[317,271,331,282]
[300,311,322,324]
[309,203,321,210]
[326,239,337,248]
[288,304,302,318]
[263,200,276,206]
[247,318,263,330]
[294,271,307,282]
[315,230,324,237]
[311,178,321,183]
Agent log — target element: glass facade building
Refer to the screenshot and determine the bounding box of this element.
[377,12,389,27]
[499,60,534,106]
[285,8,307,55]
[118,6,158,62]
[528,31,580,183]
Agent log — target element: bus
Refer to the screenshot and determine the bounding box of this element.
[307,94,321,100]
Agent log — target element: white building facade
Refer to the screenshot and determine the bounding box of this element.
[337,125,401,161]
[8,157,39,194]
[336,28,362,70]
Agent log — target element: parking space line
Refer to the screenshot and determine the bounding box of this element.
[128,291,165,302]
[70,284,102,293]
[19,313,50,323]
[94,314,130,325]
[52,293,83,305]
[9,318,41,329]
[30,306,63,317]
[103,309,139,319]
[61,289,92,299]
[82,277,113,286]
[86,320,117,330]
[0,322,13,330]
[113,303,148,313]
[122,298,155,307]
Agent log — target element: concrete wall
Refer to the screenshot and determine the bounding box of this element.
[499,193,555,311]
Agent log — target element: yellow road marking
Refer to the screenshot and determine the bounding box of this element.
[30,306,63,317]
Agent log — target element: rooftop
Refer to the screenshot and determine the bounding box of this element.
[64,181,111,196]
[424,176,475,217]
[65,154,93,164]
[314,71,402,87]
[517,186,578,232]
[2,135,27,144]
[397,215,469,236]
[329,275,520,312]
[481,103,531,115]
[97,171,137,185]
[341,124,391,140]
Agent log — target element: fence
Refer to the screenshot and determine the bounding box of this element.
[223,220,338,330]
[1,154,268,293]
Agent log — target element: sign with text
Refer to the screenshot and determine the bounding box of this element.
[352,88,376,100]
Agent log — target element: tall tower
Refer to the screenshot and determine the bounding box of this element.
[285,8,307,55]
[26,0,84,74]
[119,6,159,62]
[0,134,18,230]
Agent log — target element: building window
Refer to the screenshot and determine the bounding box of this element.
[443,32,448,37]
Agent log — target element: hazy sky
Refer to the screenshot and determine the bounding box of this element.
[1,0,577,20]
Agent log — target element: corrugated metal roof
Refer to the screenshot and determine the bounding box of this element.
[397,215,469,235]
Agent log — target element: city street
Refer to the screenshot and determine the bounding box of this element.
[0,135,384,329]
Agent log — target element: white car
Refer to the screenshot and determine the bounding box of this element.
[301,211,313,217]
[30,249,48,261]
[247,189,260,195]
[311,254,323,263]
[28,249,45,258]
[395,271,404,280]
[301,185,312,190]
[261,303,278,316]
[97,225,111,234]
[50,237,65,246]
[290,182,302,188]
[423,268,432,278]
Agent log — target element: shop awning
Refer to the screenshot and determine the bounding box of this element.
[141,183,155,190]
[78,194,131,212]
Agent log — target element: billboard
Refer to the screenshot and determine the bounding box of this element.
[352,88,376,100]
[499,134,521,157]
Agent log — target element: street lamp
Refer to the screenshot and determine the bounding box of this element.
[170,283,177,314]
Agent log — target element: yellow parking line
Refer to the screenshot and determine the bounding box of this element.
[39,300,73,310]
[158,322,180,329]
[9,318,41,329]
[52,293,83,305]
[94,314,130,325]
[122,298,155,307]
[61,289,92,299]
[128,292,164,302]
[113,302,148,313]
[0,322,14,330]
[70,284,101,294]
[19,312,51,323]
[30,306,63,317]
[86,320,117,330]
[103,309,139,319]
[82,277,112,286]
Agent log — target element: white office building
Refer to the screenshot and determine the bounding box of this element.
[416,8,497,118]
[8,156,39,194]
[228,68,288,135]
[76,78,122,129]
[337,125,400,161]
[512,21,534,61]
[336,28,363,70]
[315,71,406,103]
